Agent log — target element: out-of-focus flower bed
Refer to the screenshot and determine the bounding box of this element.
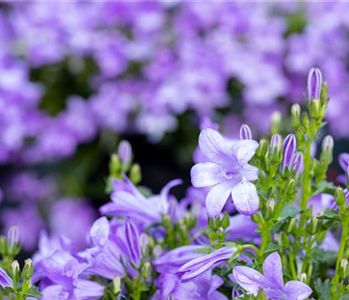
[0,1,349,251]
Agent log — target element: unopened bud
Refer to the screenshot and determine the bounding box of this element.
[320,135,334,165]
[118,140,132,166]
[306,216,320,235]
[263,199,275,221]
[7,226,19,253]
[270,111,282,135]
[113,277,122,294]
[340,258,349,279]
[286,179,296,196]
[302,112,310,129]
[256,139,269,158]
[130,164,142,184]
[143,262,151,279]
[335,187,346,206]
[269,134,283,163]
[110,154,121,177]
[286,218,297,234]
[251,213,262,224]
[221,213,230,229]
[300,273,307,283]
[22,258,33,279]
[292,152,304,178]
[283,134,296,172]
[310,99,322,119]
[282,233,291,249]
[11,260,21,282]
[239,124,252,140]
[307,67,322,101]
[291,104,301,128]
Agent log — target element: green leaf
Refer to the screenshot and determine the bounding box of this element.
[265,243,283,254]
[318,209,340,221]
[24,286,43,298]
[314,182,335,195]
[314,278,331,300]
[278,204,299,221]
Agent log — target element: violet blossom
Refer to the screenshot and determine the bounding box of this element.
[233,252,312,299]
[191,128,259,218]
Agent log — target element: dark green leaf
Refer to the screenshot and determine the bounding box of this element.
[24,286,43,298]
[278,204,299,221]
[318,209,340,221]
[265,243,283,254]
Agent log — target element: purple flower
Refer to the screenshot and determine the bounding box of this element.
[292,152,304,177]
[100,176,181,227]
[191,128,259,218]
[177,246,237,282]
[233,252,312,299]
[282,134,296,172]
[339,153,349,172]
[307,67,322,100]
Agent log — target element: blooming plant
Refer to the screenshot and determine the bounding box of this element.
[1,68,349,300]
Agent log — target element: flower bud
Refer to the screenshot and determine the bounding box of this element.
[282,233,291,249]
[221,213,230,229]
[285,179,296,196]
[11,260,21,282]
[307,67,322,100]
[262,199,275,221]
[292,152,304,178]
[251,213,262,224]
[109,154,121,177]
[320,135,334,165]
[300,273,307,284]
[239,124,252,140]
[302,112,310,129]
[340,258,349,280]
[22,258,33,280]
[283,134,296,172]
[291,104,301,128]
[306,216,321,235]
[7,226,19,250]
[113,277,122,294]
[143,262,151,279]
[310,99,322,119]
[256,139,269,158]
[335,187,346,206]
[269,134,283,163]
[118,140,132,166]
[270,111,281,135]
[130,163,142,184]
[320,81,328,102]
[286,218,297,234]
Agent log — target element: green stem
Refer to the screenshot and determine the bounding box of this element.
[289,251,297,280]
[258,229,270,269]
[299,137,312,230]
[332,218,349,297]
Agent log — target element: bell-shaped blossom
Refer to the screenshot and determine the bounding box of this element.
[177,246,237,282]
[191,128,259,218]
[239,124,252,140]
[100,176,181,227]
[232,252,312,299]
[292,152,304,177]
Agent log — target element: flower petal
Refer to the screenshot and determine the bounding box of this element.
[232,266,265,296]
[191,163,222,188]
[243,164,258,181]
[231,180,259,215]
[199,129,231,165]
[90,217,109,248]
[232,140,259,166]
[206,182,232,218]
[284,280,313,300]
[262,252,283,288]
[339,153,349,172]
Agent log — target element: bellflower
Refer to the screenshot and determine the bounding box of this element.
[233,252,312,299]
[282,134,296,172]
[191,128,259,218]
[177,246,237,282]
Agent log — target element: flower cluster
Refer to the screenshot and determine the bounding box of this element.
[0,68,342,299]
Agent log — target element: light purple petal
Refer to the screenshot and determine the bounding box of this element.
[339,153,349,172]
[191,163,222,188]
[262,252,283,288]
[42,285,70,300]
[242,164,258,181]
[283,134,296,171]
[90,217,109,248]
[284,280,313,300]
[199,129,231,165]
[0,267,12,288]
[206,182,232,218]
[178,246,236,282]
[232,266,265,296]
[232,140,259,166]
[125,221,141,266]
[75,279,105,300]
[231,180,259,215]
